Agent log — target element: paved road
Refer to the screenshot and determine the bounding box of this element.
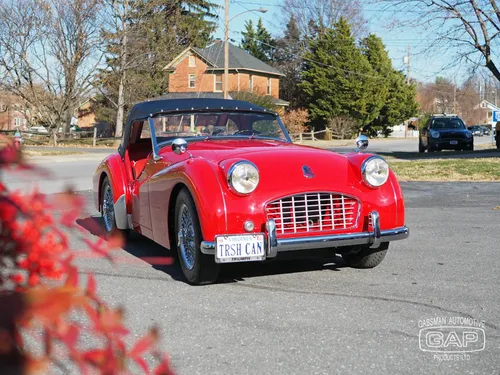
[4,155,104,194]
[42,183,498,374]
[332,135,495,153]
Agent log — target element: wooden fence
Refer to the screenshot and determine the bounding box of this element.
[0,129,116,147]
[290,129,330,142]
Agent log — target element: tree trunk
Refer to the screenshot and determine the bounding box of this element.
[114,2,128,138]
[116,69,126,138]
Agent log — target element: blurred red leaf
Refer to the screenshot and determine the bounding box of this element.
[87,273,96,297]
[130,328,158,358]
[65,266,78,288]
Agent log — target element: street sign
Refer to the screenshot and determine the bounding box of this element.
[493,111,500,122]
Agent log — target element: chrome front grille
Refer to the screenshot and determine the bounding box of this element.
[265,192,359,235]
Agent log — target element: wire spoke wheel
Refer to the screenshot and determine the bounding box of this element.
[178,203,196,270]
[102,183,115,233]
[174,189,219,284]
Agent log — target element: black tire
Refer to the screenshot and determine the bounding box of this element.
[342,243,389,268]
[174,189,219,285]
[100,177,130,238]
[418,141,425,153]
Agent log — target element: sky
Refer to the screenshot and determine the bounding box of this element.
[211,0,471,84]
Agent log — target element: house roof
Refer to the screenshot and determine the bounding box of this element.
[164,41,284,77]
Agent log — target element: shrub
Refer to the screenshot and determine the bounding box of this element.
[0,135,174,374]
[281,108,309,134]
[229,89,278,112]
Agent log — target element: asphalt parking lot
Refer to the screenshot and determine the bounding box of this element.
[63,182,499,375]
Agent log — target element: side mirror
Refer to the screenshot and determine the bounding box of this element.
[355,135,369,152]
[172,138,188,155]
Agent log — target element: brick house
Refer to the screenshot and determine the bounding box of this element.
[0,93,29,131]
[77,98,97,128]
[163,41,288,106]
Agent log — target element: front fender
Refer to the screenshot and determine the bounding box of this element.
[346,152,405,230]
[93,153,130,229]
[149,157,227,244]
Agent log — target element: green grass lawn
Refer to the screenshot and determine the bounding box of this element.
[390,158,500,181]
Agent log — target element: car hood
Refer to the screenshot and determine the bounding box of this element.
[179,139,355,192]
[433,128,468,133]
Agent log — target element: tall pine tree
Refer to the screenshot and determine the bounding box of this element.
[361,34,418,135]
[275,15,304,107]
[240,18,275,63]
[299,18,378,129]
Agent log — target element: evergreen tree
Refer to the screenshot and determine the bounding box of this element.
[361,34,418,135]
[96,0,218,136]
[299,18,377,129]
[241,18,275,63]
[274,15,304,107]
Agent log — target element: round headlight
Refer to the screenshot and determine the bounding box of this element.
[465,131,473,139]
[361,156,390,188]
[228,161,259,194]
[430,130,440,138]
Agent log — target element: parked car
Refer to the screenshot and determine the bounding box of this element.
[93,98,409,284]
[419,114,473,152]
[58,125,82,137]
[29,126,49,134]
[467,125,483,136]
[480,126,491,136]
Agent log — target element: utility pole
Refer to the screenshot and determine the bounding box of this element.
[453,84,457,114]
[406,45,411,85]
[224,0,229,99]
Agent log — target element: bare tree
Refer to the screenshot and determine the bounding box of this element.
[99,0,199,137]
[327,116,358,139]
[378,0,500,83]
[280,0,366,38]
[417,78,455,113]
[0,0,103,137]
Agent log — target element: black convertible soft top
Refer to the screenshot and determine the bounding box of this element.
[119,98,277,157]
[125,98,272,128]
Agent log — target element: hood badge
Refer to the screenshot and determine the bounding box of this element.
[302,165,315,179]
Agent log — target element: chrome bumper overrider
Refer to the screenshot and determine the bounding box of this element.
[200,211,409,257]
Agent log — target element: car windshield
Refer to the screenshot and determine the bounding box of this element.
[430,118,465,129]
[145,111,289,143]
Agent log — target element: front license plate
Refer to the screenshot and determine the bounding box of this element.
[450,140,458,145]
[215,234,266,263]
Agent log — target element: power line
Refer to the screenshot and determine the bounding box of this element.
[232,1,413,13]
[228,28,395,81]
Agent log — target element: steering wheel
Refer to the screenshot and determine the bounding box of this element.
[233,129,261,136]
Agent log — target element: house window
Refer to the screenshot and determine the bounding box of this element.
[0,103,5,111]
[188,55,196,67]
[249,75,253,92]
[14,118,22,127]
[188,74,196,88]
[267,78,271,95]
[214,74,223,92]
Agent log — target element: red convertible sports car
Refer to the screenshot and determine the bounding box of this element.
[93,98,409,284]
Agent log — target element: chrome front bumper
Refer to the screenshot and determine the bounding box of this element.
[200,211,409,257]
